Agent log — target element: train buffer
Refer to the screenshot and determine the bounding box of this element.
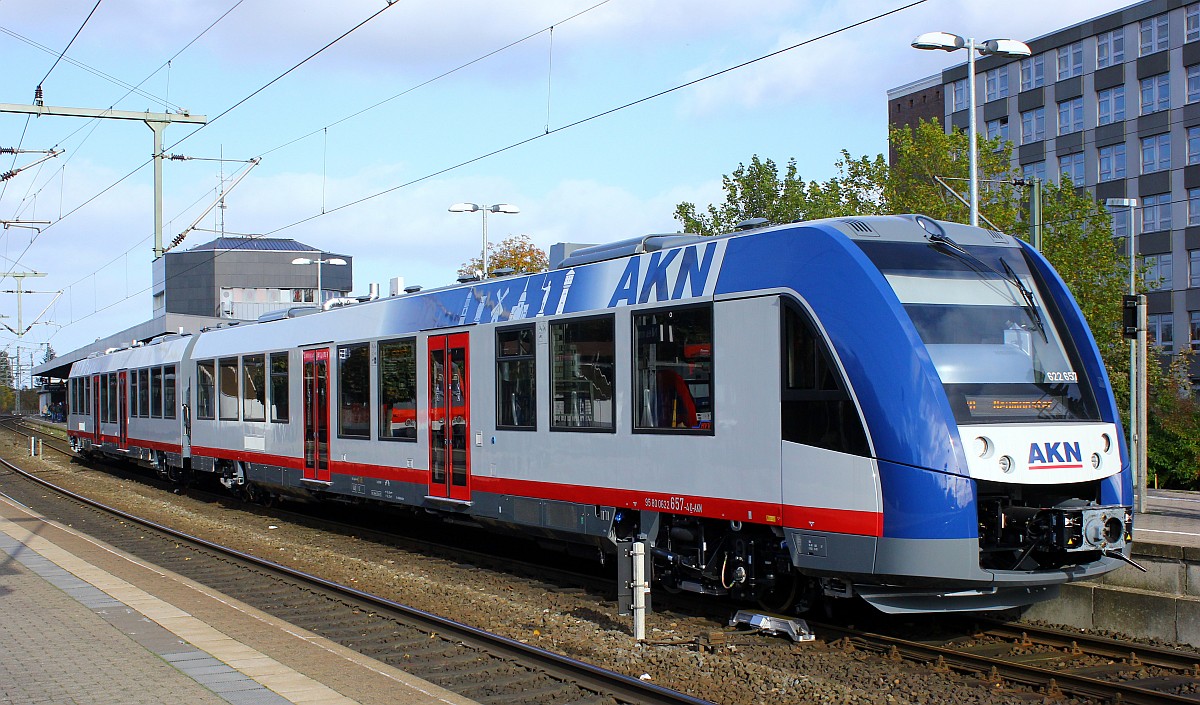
[729,610,815,642]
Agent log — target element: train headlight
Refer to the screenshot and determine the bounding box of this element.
[1091,453,1102,470]
[974,436,993,458]
[1100,433,1113,453]
[998,455,1014,474]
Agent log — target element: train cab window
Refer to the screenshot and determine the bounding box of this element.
[633,306,713,433]
[379,338,416,440]
[242,354,266,422]
[550,315,615,431]
[197,360,216,420]
[496,326,536,430]
[338,343,370,439]
[781,303,869,456]
[163,365,176,419]
[151,367,164,418]
[218,357,239,420]
[269,353,289,423]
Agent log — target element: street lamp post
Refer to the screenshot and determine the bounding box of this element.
[912,33,1032,227]
[291,256,347,309]
[449,202,519,277]
[1106,197,1147,514]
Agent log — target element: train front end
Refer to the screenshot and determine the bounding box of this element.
[861,216,1132,611]
[765,215,1134,613]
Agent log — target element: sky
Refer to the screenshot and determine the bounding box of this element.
[0,0,1136,373]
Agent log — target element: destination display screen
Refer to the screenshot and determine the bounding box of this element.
[966,395,1069,419]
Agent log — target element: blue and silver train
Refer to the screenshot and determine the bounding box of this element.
[67,214,1133,613]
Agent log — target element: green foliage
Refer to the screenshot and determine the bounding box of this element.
[0,351,12,389]
[675,117,1200,488]
[674,153,888,237]
[1146,349,1200,488]
[886,120,1021,234]
[1036,180,1127,395]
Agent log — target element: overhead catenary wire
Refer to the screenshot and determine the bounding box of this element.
[0,25,182,113]
[22,0,618,293]
[36,0,105,98]
[0,0,391,290]
[0,1,245,221]
[40,0,932,345]
[263,0,931,235]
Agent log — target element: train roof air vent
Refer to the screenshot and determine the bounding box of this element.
[841,219,878,235]
[735,218,769,231]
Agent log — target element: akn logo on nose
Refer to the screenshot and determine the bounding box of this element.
[1028,441,1083,469]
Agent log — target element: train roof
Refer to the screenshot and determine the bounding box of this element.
[79,214,1024,364]
[69,334,194,377]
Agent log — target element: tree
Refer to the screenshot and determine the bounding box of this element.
[674,118,1199,488]
[674,153,889,237]
[0,351,13,413]
[458,234,548,277]
[0,350,13,389]
[886,120,1021,234]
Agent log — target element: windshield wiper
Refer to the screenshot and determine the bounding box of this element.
[999,258,1047,343]
[926,232,1048,342]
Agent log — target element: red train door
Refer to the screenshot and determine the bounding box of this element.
[92,375,101,443]
[302,348,331,482]
[118,371,128,448]
[428,333,471,502]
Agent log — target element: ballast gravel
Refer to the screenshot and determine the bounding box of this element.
[8,435,1095,705]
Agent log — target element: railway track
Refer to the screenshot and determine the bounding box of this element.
[10,416,1200,703]
[810,609,1200,703]
[0,427,711,705]
[0,416,618,596]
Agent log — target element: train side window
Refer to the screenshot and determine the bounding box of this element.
[550,315,615,431]
[163,365,176,419]
[196,360,216,420]
[242,354,266,422]
[86,377,92,417]
[140,368,151,417]
[218,357,239,420]
[130,370,140,417]
[151,366,164,418]
[338,343,370,439]
[496,325,536,430]
[781,303,869,456]
[99,375,107,423]
[379,338,416,440]
[632,305,713,433]
[269,352,289,423]
[108,373,117,424]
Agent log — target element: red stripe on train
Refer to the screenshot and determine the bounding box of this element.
[91,444,882,538]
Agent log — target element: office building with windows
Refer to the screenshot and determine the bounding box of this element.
[888,0,1200,383]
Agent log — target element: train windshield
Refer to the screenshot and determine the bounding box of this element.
[857,239,1100,424]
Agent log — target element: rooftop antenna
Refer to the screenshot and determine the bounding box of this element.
[218,145,226,237]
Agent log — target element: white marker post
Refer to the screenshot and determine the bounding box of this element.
[632,541,648,642]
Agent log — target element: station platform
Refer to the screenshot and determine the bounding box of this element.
[1135,488,1200,548]
[0,493,477,705]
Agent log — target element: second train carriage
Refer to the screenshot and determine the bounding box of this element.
[67,214,1134,613]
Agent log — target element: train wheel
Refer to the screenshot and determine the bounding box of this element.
[757,573,799,613]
